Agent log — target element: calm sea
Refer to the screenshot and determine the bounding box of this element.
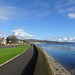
[36,43,75,73]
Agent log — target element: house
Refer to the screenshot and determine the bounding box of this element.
[17,39,29,44]
[0,37,6,46]
[18,40,24,44]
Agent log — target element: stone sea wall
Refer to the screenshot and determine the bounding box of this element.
[39,47,71,75]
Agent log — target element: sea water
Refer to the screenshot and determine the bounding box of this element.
[36,43,75,74]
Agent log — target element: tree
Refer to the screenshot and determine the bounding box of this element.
[6,35,18,43]
[22,40,29,43]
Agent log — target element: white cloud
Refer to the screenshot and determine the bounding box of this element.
[14,27,18,29]
[58,38,62,41]
[14,27,24,29]
[37,11,50,17]
[0,6,14,20]
[46,37,63,41]
[55,0,75,12]
[73,37,75,39]
[69,37,73,41]
[63,37,75,42]
[22,0,51,18]
[25,10,50,18]
[57,7,75,13]
[0,31,6,34]
[46,36,75,42]
[34,0,50,8]
[0,31,7,37]
[63,37,68,40]
[47,37,50,40]
[68,13,75,19]
[55,0,75,18]
[12,29,34,39]
[0,0,51,20]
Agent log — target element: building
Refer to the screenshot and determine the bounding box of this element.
[0,37,6,46]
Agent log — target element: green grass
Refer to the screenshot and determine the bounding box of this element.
[33,46,52,75]
[0,45,31,65]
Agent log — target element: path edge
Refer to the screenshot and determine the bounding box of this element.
[0,45,31,67]
[38,46,71,75]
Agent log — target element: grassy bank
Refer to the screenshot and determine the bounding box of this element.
[33,46,52,75]
[0,45,31,65]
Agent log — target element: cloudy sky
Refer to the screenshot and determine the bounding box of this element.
[0,0,75,42]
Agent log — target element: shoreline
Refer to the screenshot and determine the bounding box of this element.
[39,46,71,75]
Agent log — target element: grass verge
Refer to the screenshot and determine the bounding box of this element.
[33,46,52,75]
[0,45,31,65]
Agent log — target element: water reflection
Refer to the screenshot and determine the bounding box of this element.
[40,45,74,50]
[36,43,75,73]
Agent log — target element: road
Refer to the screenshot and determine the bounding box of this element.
[0,44,30,49]
[0,44,38,75]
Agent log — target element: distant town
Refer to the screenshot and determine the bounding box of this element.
[0,35,75,47]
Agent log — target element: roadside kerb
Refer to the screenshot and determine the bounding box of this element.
[0,45,31,67]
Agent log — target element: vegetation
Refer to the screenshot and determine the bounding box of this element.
[22,40,29,43]
[0,45,31,65]
[33,46,52,75]
[6,35,29,44]
[6,35,18,43]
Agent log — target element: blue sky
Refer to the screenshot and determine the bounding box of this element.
[0,0,75,42]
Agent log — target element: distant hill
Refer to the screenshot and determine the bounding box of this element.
[26,39,75,44]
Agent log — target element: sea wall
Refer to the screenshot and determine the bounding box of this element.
[39,47,71,75]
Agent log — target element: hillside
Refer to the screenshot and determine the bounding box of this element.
[26,39,75,44]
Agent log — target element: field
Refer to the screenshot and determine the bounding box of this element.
[0,45,31,65]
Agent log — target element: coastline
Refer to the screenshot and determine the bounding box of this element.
[38,46,71,75]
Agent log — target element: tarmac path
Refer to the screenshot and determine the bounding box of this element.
[0,44,38,75]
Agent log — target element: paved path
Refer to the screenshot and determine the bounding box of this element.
[0,45,38,75]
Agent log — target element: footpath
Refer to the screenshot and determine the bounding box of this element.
[0,45,38,75]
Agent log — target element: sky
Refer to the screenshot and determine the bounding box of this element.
[0,0,75,42]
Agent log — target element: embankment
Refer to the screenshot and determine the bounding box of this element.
[38,47,71,75]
